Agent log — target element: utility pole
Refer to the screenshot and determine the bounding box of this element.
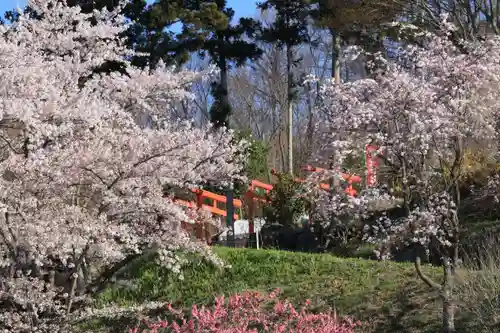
[288,101,293,176]
[286,41,294,176]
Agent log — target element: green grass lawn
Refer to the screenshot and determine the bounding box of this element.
[84,247,453,333]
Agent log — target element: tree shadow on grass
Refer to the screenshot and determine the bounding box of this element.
[73,305,179,333]
[368,285,474,333]
[370,287,442,333]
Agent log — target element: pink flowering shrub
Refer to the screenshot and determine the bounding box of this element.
[129,289,361,333]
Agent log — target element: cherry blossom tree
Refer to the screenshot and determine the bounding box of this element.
[0,1,246,331]
[313,15,500,333]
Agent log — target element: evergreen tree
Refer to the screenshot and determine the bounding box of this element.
[2,0,230,69]
[127,0,230,69]
[200,1,262,128]
[310,0,405,81]
[257,0,312,175]
[65,0,121,12]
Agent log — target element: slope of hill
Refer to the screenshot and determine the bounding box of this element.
[82,247,456,333]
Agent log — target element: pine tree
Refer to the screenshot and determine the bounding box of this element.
[310,0,407,81]
[257,0,312,175]
[127,0,230,69]
[2,0,230,69]
[200,1,262,128]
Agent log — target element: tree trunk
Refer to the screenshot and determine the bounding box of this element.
[286,43,294,176]
[415,254,456,333]
[304,81,315,163]
[442,258,456,333]
[442,291,455,333]
[219,55,230,127]
[331,28,341,84]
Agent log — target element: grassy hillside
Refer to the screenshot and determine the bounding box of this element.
[88,247,452,333]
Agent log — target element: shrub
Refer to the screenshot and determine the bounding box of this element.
[263,173,310,227]
[129,289,362,333]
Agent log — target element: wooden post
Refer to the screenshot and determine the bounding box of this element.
[226,189,235,247]
[195,190,205,242]
[246,191,255,234]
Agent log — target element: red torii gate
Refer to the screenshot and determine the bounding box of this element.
[175,145,380,241]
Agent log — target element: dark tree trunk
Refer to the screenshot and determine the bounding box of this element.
[219,55,230,125]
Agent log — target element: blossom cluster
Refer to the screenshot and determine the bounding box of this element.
[311,15,499,257]
[299,165,396,247]
[363,192,458,259]
[0,275,67,332]
[0,0,245,331]
[128,289,362,333]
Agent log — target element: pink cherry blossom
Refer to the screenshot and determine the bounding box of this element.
[306,15,500,332]
[312,15,499,256]
[0,1,245,331]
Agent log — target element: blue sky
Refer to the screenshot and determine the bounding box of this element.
[0,1,259,21]
[226,1,260,20]
[0,0,23,16]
